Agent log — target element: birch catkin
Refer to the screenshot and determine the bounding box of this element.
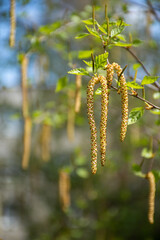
[146,171,155,224]
[67,89,75,142]
[41,124,51,162]
[75,75,82,113]
[21,55,29,118]
[22,117,32,169]
[59,171,71,211]
[87,75,108,173]
[112,62,128,142]
[9,0,16,47]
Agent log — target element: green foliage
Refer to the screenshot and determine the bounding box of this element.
[141,148,154,159]
[133,63,141,70]
[68,68,90,76]
[132,164,145,178]
[94,52,108,70]
[150,109,160,115]
[153,92,160,99]
[75,33,90,39]
[128,107,144,125]
[127,81,143,89]
[78,50,93,59]
[141,76,159,85]
[38,21,61,35]
[55,76,68,92]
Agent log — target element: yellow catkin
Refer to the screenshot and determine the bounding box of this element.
[9,0,16,47]
[59,170,71,211]
[75,75,82,113]
[87,75,108,173]
[67,89,75,142]
[22,117,32,169]
[146,171,155,224]
[41,124,51,162]
[21,55,29,118]
[112,62,128,142]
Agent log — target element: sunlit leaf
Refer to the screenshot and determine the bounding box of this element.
[133,63,141,70]
[128,107,144,125]
[117,34,126,41]
[83,60,92,67]
[39,21,61,35]
[55,76,68,92]
[114,42,132,47]
[78,50,93,59]
[75,33,90,39]
[111,26,125,38]
[76,168,89,178]
[82,18,94,25]
[127,81,144,89]
[141,148,154,159]
[95,52,109,69]
[96,22,107,34]
[132,164,145,178]
[141,76,159,85]
[150,109,160,115]
[132,39,143,47]
[68,68,90,76]
[153,92,160,99]
[85,26,101,38]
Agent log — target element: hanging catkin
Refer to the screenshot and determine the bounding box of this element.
[67,89,75,142]
[22,117,32,169]
[59,170,71,211]
[87,75,108,173]
[21,55,29,118]
[146,171,155,224]
[75,75,82,113]
[9,0,16,47]
[112,62,128,142]
[41,123,51,162]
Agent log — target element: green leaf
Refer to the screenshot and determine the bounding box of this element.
[39,21,61,35]
[82,18,94,25]
[128,107,144,125]
[85,26,101,38]
[111,26,125,38]
[153,92,160,99]
[32,110,43,119]
[68,68,90,76]
[83,60,92,67]
[76,168,89,178]
[132,39,143,47]
[17,53,24,64]
[96,22,107,34]
[141,148,153,159]
[95,87,102,95]
[95,52,109,70]
[141,76,159,85]
[75,33,90,39]
[132,164,145,178]
[114,42,132,47]
[117,34,126,42]
[127,81,144,89]
[133,63,141,70]
[11,113,21,119]
[55,76,68,92]
[150,109,160,115]
[78,50,93,59]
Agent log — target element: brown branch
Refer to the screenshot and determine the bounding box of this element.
[111,85,160,110]
[147,0,160,22]
[125,47,160,90]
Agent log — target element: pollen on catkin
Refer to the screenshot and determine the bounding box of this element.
[75,75,82,113]
[112,62,128,142]
[146,171,155,224]
[9,0,16,47]
[21,55,29,118]
[87,75,108,173]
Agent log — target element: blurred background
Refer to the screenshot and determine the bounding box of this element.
[0,0,160,239]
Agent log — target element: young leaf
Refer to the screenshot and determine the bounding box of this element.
[153,92,160,99]
[132,39,143,47]
[141,148,154,159]
[95,87,102,95]
[39,21,61,35]
[96,22,107,34]
[55,76,68,92]
[114,42,132,47]
[68,68,90,76]
[76,168,89,178]
[127,81,144,89]
[78,50,93,59]
[132,164,145,178]
[83,60,92,67]
[82,18,94,25]
[117,34,126,42]
[111,26,125,38]
[128,107,144,125]
[75,33,90,39]
[85,26,101,38]
[150,109,160,115]
[141,76,159,85]
[95,52,109,69]
[133,63,141,70]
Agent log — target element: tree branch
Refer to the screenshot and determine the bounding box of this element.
[111,85,160,110]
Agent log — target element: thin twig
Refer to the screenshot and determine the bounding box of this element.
[125,47,160,90]
[111,85,160,110]
[147,0,160,22]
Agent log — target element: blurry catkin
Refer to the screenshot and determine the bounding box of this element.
[67,89,75,142]
[21,55,29,118]
[75,75,82,113]
[59,170,70,211]
[112,62,128,142]
[9,0,16,47]
[146,172,155,224]
[41,124,51,162]
[87,75,108,173]
[22,117,32,169]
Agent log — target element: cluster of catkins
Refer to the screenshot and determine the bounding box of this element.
[87,62,128,174]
